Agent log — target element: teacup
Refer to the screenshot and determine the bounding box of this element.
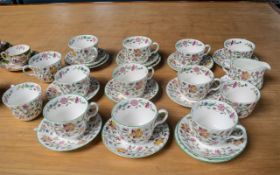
[53,65,90,97]
[112,63,154,98]
[22,51,62,83]
[221,80,260,118]
[2,82,43,121]
[190,100,246,145]
[43,94,99,139]
[1,44,31,65]
[224,38,255,61]
[111,98,168,144]
[175,39,211,65]
[122,36,159,63]
[177,65,220,100]
[68,35,98,63]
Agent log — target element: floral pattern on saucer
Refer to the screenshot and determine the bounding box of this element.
[36,112,102,152]
[116,49,161,68]
[213,48,259,69]
[65,48,107,65]
[46,76,100,100]
[166,78,221,108]
[175,114,247,163]
[167,52,214,71]
[105,78,159,102]
[102,119,169,158]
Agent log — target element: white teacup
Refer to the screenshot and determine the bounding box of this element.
[68,35,98,63]
[1,44,31,65]
[175,39,211,65]
[177,65,220,100]
[111,98,168,144]
[112,63,154,98]
[221,80,261,118]
[52,65,90,97]
[2,82,43,121]
[122,36,159,64]
[22,51,62,83]
[43,94,98,139]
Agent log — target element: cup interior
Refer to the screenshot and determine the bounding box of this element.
[44,95,88,122]
[29,51,61,68]
[69,35,98,49]
[224,38,254,52]
[55,65,89,84]
[123,36,151,48]
[112,98,157,126]
[113,64,148,83]
[178,65,213,85]
[2,83,41,106]
[222,81,260,103]
[175,39,205,54]
[6,44,30,56]
[192,100,237,130]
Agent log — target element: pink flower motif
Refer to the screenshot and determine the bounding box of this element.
[130,99,138,106]
[215,149,221,155]
[75,97,80,103]
[135,81,143,90]
[22,104,29,109]
[145,102,150,108]
[193,66,200,73]
[120,67,125,73]
[136,38,141,42]
[131,65,136,71]
[233,81,238,88]
[60,97,68,104]
[191,56,198,61]
[217,104,225,111]
[229,112,235,119]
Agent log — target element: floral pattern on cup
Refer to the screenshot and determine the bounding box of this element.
[22,51,62,82]
[221,80,260,118]
[175,39,211,65]
[0,44,31,65]
[224,38,255,61]
[43,94,98,139]
[122,36,159,63]
[2,82,42,121]
[111,98,168,144]
[112,63,154,98]
[177,65,220,100]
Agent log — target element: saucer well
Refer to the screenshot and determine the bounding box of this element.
[213,48,259,69]
[102,119,169,158]
[36,112,102,152]
[46,76,100,100]
[166,78,221,108]
[105,78,159,103]
[116,49,161,68]
[175,114,247,163]
[167,52,214,71]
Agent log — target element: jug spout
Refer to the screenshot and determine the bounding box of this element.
[259,61,271,71]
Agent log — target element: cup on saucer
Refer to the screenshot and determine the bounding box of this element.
[224,38,255,61]
[1,44,31,66]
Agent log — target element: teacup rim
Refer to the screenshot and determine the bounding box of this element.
[2,82,42,107]
[175,38,206,54]
[221,80,261,104]
[122,36,152,49]
[111,98,158,127]
[5,44,30,56]
[28,51,61,68]
[68,34,98,50]
[43,94,89,123]
[224,38,256,50]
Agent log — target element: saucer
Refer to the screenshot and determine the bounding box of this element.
[166,78,221,108]
[213,48,259,69]
[167,52,214,71]
[46,76,100,100]
[116,49,161,68]
[102,119,169,158]
[175,114,247,163]
[36,112,102,152]
[87,52,110,69]
[0,59,24,71]
[105,78,159,102]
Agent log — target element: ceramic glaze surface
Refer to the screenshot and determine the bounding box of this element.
[1,44,31,65]
[224,38,255,60]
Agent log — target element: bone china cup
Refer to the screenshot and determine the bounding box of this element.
[175,39,211,65]
[190,100,246,145]
[0,44,31,65]
[177,65,220,100]
[53,65,90,97]
[112,63,154,98]
[68,35,98,63]
[224,38,255,61]
[111,98,168,144]
[221,80,260,118]
[2,82,42,121]
[43,94,99,139]
[22,51,62,83]
[122,36,159,63]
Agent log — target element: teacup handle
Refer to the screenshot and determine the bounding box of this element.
[203,44,211,56]
[22,65,36,76]
[150,42,160,55]
[222,67,229,74]
[154,109,168,128]
[227,124,246,142]
[86,102,99,121]
[147,67,154,80]
[208,78,221,92]
[92,47,98,58]
[0,52,8,60]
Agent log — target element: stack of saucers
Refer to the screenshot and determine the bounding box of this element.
[115,36,161,68]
